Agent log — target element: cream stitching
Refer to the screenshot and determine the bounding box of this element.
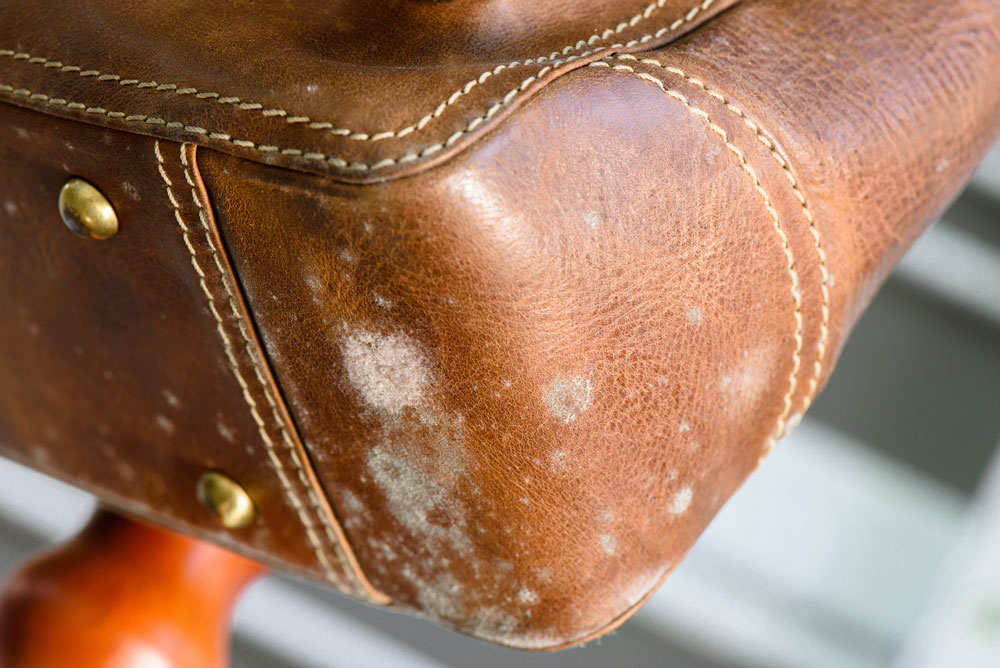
[590,61,804,453]
[0,0,716,147]
[176,144,370,595]
[620,56,831,413]
[153,139,343,585]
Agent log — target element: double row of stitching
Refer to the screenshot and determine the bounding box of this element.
[153,140,357,590]
[0,0,718,158]
[617,56,832,415]
[590,60,807,455]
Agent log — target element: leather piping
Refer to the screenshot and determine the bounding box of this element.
[613,55,833,430]
[589,60,807,458]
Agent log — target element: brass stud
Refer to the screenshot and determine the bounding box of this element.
[58,178,119,240]
[196,471,257,529]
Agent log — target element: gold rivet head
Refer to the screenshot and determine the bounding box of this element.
[196,471,257,529]
[58,178,119,240]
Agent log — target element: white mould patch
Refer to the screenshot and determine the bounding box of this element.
[517,587,539,605]
[367,444,470,554]
[670,486,693,516]
[373,294,394,310]
[582,210,600,229]
[154,414,175,434]
[120,181,141,202]
[217,419,236,443]
[341,329,432,414]
[599,533,617,555]
[162,389,181,408]
[544,374,592,424]
[687,307,703,326]
[3,201,18,217]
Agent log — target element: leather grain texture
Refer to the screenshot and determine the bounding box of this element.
[1,0,999,651]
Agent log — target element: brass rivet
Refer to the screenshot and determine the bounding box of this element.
[58,177,119,240]
[196,471,257,529]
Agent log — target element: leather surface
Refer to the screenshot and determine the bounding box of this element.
[1,0,999,652]
[0,0,739,182]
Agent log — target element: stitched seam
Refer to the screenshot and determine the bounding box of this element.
[0,0,716,146]
[621,56,831,414]
[0,82,528,172]
[176,145,366,594]
[590,61,803,452]
[153,140,343,585]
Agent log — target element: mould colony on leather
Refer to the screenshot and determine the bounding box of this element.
[339,327,532,636]
[338,327,619,644]
[543,373,592,424]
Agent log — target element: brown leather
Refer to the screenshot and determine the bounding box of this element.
[0,0,739,182]
[2,0,1000,651]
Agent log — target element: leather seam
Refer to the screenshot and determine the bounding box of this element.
[619,55,832,417]
[0,1,717,149]
[153,139,346,586]
[177,145,378,597]
[590,60,804,455]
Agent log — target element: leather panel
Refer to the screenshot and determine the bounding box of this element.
[0,103,375,599]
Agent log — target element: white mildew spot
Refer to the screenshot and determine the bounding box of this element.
[216,419,236,443]
[367,444,470,553]
[120,181,141,202]
[599,533,617,555]
[582,210,600,229]
[670,486,693,516]
[154,414,175,434]
[3,201,18,217]
[14,127,30,140]
[471,607,519,642]
[338,248,358,264]
[402,567,464,621]
[373,294,394,310]
[517,587,539,605]
[721,375,732,388]
[549,449,568,473]
[341,488,365,516]
[679,421,690,433]
[342,329,432,414]
[162,389,181,408]
[687,307,703,326]
[544,374,592,424]
[30,444,52,464]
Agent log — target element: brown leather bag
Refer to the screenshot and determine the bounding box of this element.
[2,0,998,650]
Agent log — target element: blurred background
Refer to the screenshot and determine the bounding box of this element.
[0,144,998,668]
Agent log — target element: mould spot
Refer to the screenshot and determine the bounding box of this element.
[670,486,693,516]
[342,329,432,414]
[367,445,470,553]
[687,307,703,326]
[517,588,539,605]
[583,210,600,229]
[162,389,181,408]
[154,414,175,434]
[544,374,592,424]
[217,419,236,443]
[599,534,617,555]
